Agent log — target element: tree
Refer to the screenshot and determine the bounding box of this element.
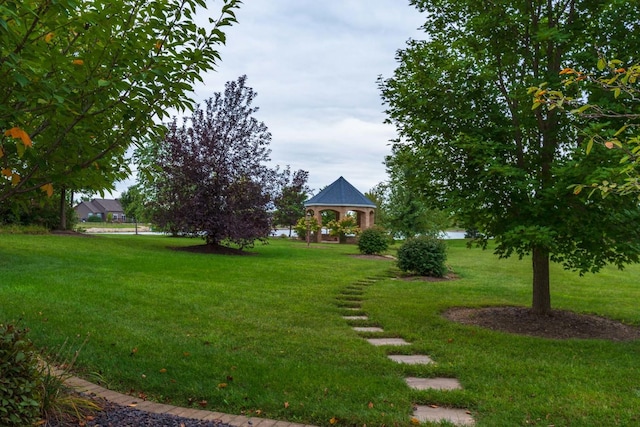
[379,0,640,314]
[531,58,640,196]
[273,167,310,236]
[149,75,279,250]
[119,185,149,223]
[367,181,449,239]
[0,0,240,205]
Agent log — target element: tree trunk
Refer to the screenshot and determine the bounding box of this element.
[59,187,67,230]
[532,246,551,315]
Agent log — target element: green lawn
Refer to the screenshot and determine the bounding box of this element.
[0,234,639,426]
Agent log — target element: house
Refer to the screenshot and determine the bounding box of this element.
[75,199,125,222]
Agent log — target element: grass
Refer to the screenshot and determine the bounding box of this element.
[0,235,639,426]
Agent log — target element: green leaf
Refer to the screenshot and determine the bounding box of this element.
[586,138,594,155]
[597,57,607,71]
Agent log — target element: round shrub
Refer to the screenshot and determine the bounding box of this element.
[0,323,42,426]
[397,236,448,277]
[357,227,390,255]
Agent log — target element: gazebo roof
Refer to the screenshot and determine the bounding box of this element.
[304,176,375,208]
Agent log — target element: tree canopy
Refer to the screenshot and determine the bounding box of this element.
[272,167,310,236]
[0,0,240,206]
[380,0,640,314]
[148,75,280,250]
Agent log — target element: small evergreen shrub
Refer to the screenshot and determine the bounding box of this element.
[357,227,389,255]
[397,236,448,277]
[0,323,42,426]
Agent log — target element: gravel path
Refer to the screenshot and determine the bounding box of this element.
[47,400,232,427]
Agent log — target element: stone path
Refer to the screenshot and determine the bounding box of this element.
[61,273,474,427]
[340,275,474,426]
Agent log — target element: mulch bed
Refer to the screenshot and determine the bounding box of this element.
[444,306,640,341]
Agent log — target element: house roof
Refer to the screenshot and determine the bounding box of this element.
[75,199,124,213]
[304,176,375,208]
[92,199,124,212]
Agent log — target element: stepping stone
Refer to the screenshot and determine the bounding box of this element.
[413,405,474,426]
[352,327,384,333]
[405,377,462,391]
[388,355,434,365]
[366,338,410,346]
[345,307,361,311]
[343,315,368,320]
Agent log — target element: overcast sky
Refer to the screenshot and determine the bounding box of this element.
[116,1,426,196]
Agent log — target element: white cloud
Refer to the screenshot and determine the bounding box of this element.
[113,0,424,197]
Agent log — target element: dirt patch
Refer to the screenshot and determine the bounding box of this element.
[50,230,97,237]
[444,306,640,341]
[169,243,256,256]
[350,254,395,261]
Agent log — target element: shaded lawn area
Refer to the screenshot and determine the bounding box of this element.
[0,235,639,426]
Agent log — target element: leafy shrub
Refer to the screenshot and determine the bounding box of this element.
[357,227,390,255]
[397,236,448,277]
[0,323,42,426]
[293,216,320,241]
[87,216,103,223]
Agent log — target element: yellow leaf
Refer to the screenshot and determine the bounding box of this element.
[329,417,338,425]
[155,40,163,50]
[159,368,167,373]
[40,183,54,197]
[597,57,607,71]
[45,32,55,43]
[4,127,32,147]
[2,168,12,178]
[411,417,420,425]
[72,59,84,65]
[217,382,227,388]
[11,173,20,186]
[0,146,3,158]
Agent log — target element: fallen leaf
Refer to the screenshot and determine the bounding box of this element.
[183,352,190,357]
[284,401,289,408]
[330,417,338,425]
[218,383,227,389]
[198,400,207,407]
[410,417,420,425]
[159,368,167,373]
[130,347,138,356]
[429,404,439,408]
[368,401,374,409]
[255,409,262,415]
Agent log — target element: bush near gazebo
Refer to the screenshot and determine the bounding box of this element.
[327,215,360,244]
[293,216,320,241]
[357,227,390,255]
[397,236,447,277]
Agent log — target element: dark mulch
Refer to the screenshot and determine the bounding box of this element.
[50,230,97,237]
[444,306,640,341]
[169,243,256,256]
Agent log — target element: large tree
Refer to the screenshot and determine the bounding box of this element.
[0,0,240,205]
[380,0,640,314]
[273,167,310,236]
[149,75,279,249]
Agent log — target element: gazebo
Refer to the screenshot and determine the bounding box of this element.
[304,176,376,243]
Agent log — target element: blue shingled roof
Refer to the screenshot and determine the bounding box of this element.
[304,176,375,208]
